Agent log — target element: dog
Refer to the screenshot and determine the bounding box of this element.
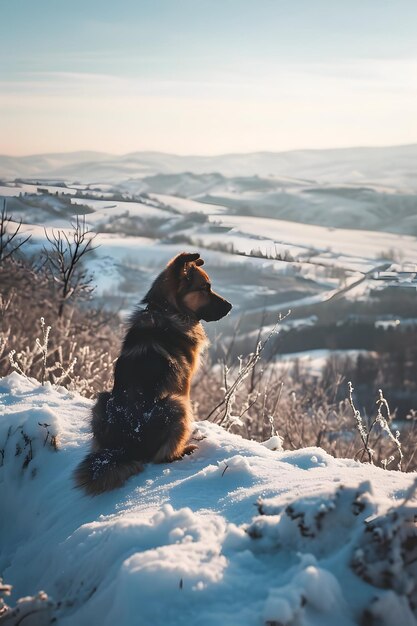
[74,252,232,495]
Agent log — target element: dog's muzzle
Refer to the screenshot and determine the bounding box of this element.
[199,293,232,322]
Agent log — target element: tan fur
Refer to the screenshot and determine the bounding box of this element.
[182,291,210,312]
[152,402,193,463]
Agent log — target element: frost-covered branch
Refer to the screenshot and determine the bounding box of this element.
[348,381,374,464]
[348,382,403,469]
[376,388,403,470]
[206,312,290,427]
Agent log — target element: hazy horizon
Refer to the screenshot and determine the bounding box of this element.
[2,140,417,160]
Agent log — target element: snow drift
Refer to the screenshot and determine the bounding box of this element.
[0,373,416,626]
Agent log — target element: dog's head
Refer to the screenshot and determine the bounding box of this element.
[143,252,232,322]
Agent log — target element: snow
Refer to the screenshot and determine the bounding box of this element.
[1,373,416,625]
[275,348,369,375]
[209,214,417,265]
[148,193,225,215]
[70,198,171,222]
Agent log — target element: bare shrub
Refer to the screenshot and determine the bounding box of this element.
[195,333,417,471]
[352,481,417,622]
[0,221,120,396]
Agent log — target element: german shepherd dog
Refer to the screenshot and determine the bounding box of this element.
[74,252,232,495]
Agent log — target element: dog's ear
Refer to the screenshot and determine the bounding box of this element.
[169,252,204,277]
[143,251,208,309]
[169,252,201,268]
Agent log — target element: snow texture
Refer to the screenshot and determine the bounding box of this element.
[1,372,417,626]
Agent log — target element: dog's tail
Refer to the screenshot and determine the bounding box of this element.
[74,448,143,496]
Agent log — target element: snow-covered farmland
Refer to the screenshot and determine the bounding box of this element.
[1,148,416,360]
[4,181,417,306]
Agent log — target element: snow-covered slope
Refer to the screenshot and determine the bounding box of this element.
[1,373,416,626]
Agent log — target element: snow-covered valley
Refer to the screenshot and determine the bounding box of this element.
[1,146,416,364]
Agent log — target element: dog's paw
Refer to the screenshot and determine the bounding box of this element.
[182,444,198,456]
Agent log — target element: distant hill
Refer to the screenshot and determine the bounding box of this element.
[1,144,417,189]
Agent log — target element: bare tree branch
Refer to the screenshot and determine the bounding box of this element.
[42,215,98,317]
[0,199,31,263]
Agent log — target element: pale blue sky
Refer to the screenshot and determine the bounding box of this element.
[1,0,417,155]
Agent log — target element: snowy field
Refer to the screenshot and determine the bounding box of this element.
[1,373,417,626]
[2,178,417,314]
[1,146,416,378]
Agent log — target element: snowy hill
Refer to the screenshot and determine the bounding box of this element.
[1,373,417,626]
[2,145,417,236]
[2,178,416,334]
[1,144,417,189]
[1,173,416,368]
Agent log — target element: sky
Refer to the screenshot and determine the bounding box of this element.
[1,0,417,156]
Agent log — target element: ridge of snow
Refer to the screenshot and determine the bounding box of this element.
[0,373,416,626]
